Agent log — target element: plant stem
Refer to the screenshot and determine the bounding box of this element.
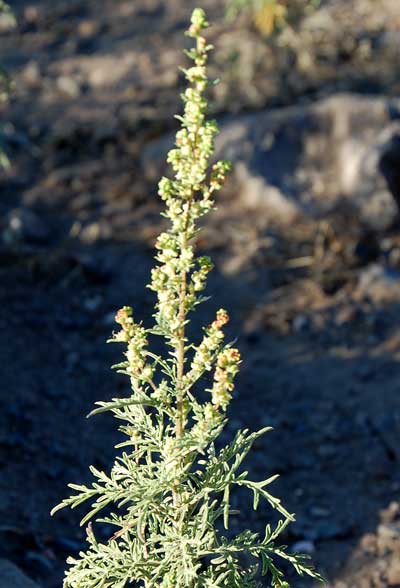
[175,31,205,442]
[175,198,193,440]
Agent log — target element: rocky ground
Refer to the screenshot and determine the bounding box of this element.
[1,0,400,587]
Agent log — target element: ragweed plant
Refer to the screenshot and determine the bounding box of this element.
[52,9,323,588]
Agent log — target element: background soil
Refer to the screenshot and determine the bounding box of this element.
[1,1,400,587]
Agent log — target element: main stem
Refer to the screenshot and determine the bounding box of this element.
[175,248,188,440]
[175,64,202,440]
[172,199,193,511]
[173,31,204,505]
[175,198,193,441]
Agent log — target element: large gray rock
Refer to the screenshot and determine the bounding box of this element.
[142,93,400,229]
[0,560,40,588]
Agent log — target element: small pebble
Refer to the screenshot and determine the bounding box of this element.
[56,76,81,99]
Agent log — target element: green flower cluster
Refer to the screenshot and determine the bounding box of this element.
[189,309,230,377]
[150,12,230,341]
[211,347,241,410]
[52,9,323,588]
[113,307,152,380]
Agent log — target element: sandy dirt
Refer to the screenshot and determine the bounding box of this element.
[1,1,400,587]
